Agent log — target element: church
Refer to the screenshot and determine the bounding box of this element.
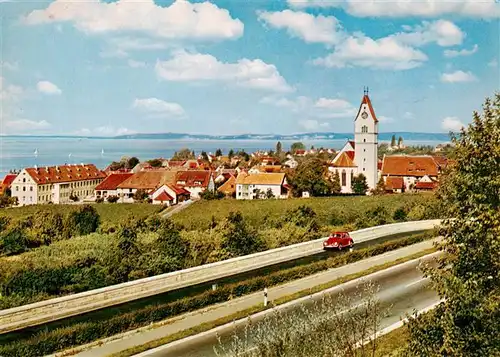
[328,89,379,193]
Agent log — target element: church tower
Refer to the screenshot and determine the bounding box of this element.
[354,88,379,191]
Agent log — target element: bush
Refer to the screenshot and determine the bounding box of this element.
[0,228,28,256]
[107,195,119,203]
[200,190,224,200]
[65,205,100,236]
[219,212,266,256]
[95,197,104,204]
[393,207,408,222]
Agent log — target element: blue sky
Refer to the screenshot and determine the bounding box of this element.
[0,0,498,136]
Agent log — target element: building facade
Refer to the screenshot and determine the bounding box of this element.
[236,173,289,200]
[11,164,106,206]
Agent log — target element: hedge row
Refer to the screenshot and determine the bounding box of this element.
[0,231,434,357]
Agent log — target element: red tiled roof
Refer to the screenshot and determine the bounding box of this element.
[414,181,438,190]
[333,152,357,168]
[432,156,448,170]
[95,173,134,190]
[385,177,404,190]
[355,95,378,122]
[378,159,383,171]
[295,149,306,155]
[118,171,177,190]
[168,160,186,167]
[348,141,355,149]
[175,170,212,188]
[345,151,355,161]
[2,174,17,186]
[167,184,190,195]
[218,175,236,195]
[382,156,439,177]
[25,164,106,184]
[154,191,174,202]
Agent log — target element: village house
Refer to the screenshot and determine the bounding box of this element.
[174,170,215,198]
[384,177,405,194]
[117,171,177,202]
[381,155,441,190]
[217,174,236,197]
[0,174,17,196]
[283,158,298,169]
[149,184,191,206]
[11,164,106,206]
[95,173,134,199]
[235,172,289,200]
[248,165,282,174]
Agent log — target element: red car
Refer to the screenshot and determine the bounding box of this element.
[323,232,354,250]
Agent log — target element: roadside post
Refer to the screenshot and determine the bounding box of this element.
[212,284,217,291]
[264,288,268,307]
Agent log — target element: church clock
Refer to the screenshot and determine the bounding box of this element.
[361,111,368,119]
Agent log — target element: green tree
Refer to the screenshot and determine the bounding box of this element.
[0,227,28,255]
[265,188,275,199]
[219,212,264,256]
[291,142,305,153]
[200,151,209,161]
[331,171,341,194]
[371,176,386,195]
[65,205,100,236]
[215,148,223,157]
[156,219,189,264]
[276,141,282,155]
[290,157,330,197]
[172,148,194,161]
[404,94,500,356]
[133,189,149,201]
[126,157,140,169]
[351,174,369,195]
[147,158,163,167]
[390,135,396,147]
[228,149,235,159]
[398,136,403,147]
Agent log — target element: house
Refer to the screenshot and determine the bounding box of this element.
[384,177,405,193]
[381,155,440,189]
[248,165,282,174]
[95,173,134,199]
[174,170,215,198]
[294,149,306,157]
[215,170,236,184]
[149,184,191,205]
[117,171,177,202]
[414,175,438,191]
[11,164,106,205]
[218,175,236,197]
[283,158,298,169]
[0,174,17,196]
[236,172,289,200]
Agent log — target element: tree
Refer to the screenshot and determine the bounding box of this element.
[265,188,275,199]
[65,205,100,236]
[172,148,194,161]
[215,148,223,157]
[404,94,500,356]
[133,189,148,201]
[398,136,403,147]
[200,151,209,161]
[228,149,235,159]
[291,142,305,153]
[390,134,397,147]
[371,176,386,195]
[219,212,264,256]
[107,195,119,203]
[126,157,140,169]
[330,171,341,194]
[106,220,141,283]
[276,141,282,155]
[147,158,163,167]
[0,227,28,256]
[290,157,330,197]
[351,174,369,195]
[3,187,11,197]
[238,150,250,161]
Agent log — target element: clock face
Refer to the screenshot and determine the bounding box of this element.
[361,111,368,119]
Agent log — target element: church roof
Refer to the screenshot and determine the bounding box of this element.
[332,152,357,168]
[356,94,378,123]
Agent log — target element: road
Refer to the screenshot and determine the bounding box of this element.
[161,199,194,218]
[136,255,439,357]
[73,240,439,357]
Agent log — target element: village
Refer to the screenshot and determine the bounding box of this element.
[0,93,452,208]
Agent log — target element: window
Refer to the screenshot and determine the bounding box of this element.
[30,186,33,191]
[15,186,18,191]
[362,125,368,133]
[364,149,366,152]
[23,187,26,192]
[341,170,347,187]
[364,139,366,143]
[23,178,26,183]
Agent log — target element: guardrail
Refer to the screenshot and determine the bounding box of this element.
[0,219,441,334]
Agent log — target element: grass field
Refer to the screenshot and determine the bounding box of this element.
[172,192,436,230]
[0,203,162,224]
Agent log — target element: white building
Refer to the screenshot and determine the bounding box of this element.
[236,173,290,200]
[11,164,106,206]
[328,90,379,193]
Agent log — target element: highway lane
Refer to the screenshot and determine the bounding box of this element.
[133,255,439,357]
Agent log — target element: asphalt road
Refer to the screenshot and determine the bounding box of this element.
[134,256,439,357]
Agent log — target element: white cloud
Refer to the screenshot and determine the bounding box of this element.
[312,34,428,70]
[24,0,243,40]
[37,80,62,95]
[440,70,477,83]
[127,59,146,68]
[288,0,500,19]
[262,95,356,118]
[488,59,498,67]
[82,126,134,137]
[444,44,478,57]
[132,98,185,118]
[0,77,23,100]
[257,10,344,45]
[442,116,464,132]
[299,119,330,131]
[5,119,51,132]
[391,20,464,47]
[378,116,394,123]
[155,50,293,93]
[1,61,18,71]
[403,111,414,119]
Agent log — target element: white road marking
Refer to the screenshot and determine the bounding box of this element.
[405,277,428,288]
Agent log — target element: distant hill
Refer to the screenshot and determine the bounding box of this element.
[113,132,451,142]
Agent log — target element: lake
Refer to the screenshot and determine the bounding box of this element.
[0,136,444,176]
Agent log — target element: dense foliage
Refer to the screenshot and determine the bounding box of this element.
[404,94,500,356]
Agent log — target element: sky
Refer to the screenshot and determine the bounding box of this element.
[0,0,498,136]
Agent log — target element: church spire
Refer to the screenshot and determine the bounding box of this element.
[363,86,369,96]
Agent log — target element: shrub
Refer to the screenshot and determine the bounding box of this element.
[219,212,266,256]
[0,228,28,256]
[200,190,224,200]
[95,197,104,204]
[107,195,119,203]
[393,207,408,222]
[65,205,100,236]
